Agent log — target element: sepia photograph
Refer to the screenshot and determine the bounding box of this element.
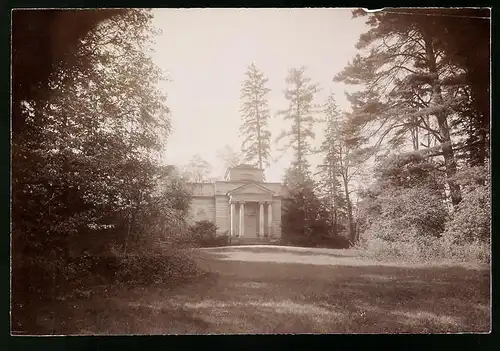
[11,7,491,335]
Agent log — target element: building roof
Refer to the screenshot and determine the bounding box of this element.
[226,182,275,196]
[224,163,264,180]
[233,163,259,169]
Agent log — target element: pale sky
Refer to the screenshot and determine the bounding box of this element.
[150,8,368,182]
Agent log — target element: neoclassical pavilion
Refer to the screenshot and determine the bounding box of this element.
[186,164,288,240]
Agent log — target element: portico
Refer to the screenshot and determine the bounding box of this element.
[229,196,275,238]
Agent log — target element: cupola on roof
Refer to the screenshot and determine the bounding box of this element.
[225,164,264,182]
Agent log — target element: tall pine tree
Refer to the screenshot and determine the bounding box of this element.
[277,67,323,244]
[239,63,272,169]
[316,93,345,236]
[335,9,467,207]
[276,67,321,183]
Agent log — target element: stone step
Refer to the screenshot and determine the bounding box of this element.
[229,236,279,246]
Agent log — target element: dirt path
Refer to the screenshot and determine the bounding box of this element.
[32,246,491,334]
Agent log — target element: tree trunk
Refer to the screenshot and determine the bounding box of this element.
[427,115,431,148]
[423,29,462,207]
[333,208,338,236]
[343,174,354,244]
[436,120,462,206]
[296,102,302,180]
[329,160,337,236]
[255,98,263,169]
[338,142,354,243]
[412,118,419,151]
[123,210,132,255]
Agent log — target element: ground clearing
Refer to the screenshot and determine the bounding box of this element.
[23,245,490,334]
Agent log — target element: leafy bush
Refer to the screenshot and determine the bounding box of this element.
[363,186,448,242]
[357,157,491,265]
[357,153,449,262]
[359,234,444,263]
[187,220,230,247]
[13,248,204,301]
[212,233,231,247]
[115,249,204,285]
[440,164,490,264]
[442,165,490,245]
[281,177,352,248]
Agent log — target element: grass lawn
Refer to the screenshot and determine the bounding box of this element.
[20,245,490,334]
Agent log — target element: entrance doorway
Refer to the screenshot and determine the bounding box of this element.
[244,202,258,238]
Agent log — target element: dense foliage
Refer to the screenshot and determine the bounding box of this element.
[187,220,230,247]
[11,9,201,332]
[330,9,491,263]
[356,152,449,259]
[440,165,490,262]
[281,166,351,249]
[277,9,490,260]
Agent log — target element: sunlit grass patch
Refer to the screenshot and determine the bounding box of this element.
[249,300,336,318]
[238,282,268,289]
[391,310,462,327]
[360,274,396,281]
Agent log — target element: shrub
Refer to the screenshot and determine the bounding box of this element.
[213,232,230,246]
[362,185,448,250]
[358,163,491,265]
[115,249,203,285]
[442,165,490,245]
[281,177,352,248]
[187,220,229,247]
[437,164,491,264]
[439,236,490,264]
[12,248,204,304]
[359,234,445,263]
[356,152,451,262]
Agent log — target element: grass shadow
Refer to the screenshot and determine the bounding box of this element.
[18,249,490,334]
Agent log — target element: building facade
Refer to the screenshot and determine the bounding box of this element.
[186,164,288,240]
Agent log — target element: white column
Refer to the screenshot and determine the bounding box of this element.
[230,202,235,237]
[267,201,273,237]
[239,202,245,237]
[259,202,264,237]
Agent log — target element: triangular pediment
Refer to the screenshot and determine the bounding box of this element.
[227,183,275,196]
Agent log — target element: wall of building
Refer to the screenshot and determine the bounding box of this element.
[188,197,216,223]
[272,199,282,238]
[186,183,215,197]
[215,195,230,234]
[214,181,245,195]
[264,203,270,236]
